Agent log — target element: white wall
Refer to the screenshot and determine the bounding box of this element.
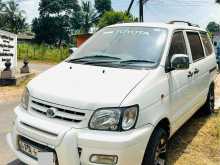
[0,30,17,71]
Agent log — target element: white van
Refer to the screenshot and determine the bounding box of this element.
[7,21,217,165]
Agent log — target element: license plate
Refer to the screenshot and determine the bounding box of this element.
[18,139,40,159]
[18,139,55,165]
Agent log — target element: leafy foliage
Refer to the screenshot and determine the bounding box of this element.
[95,0,112,15]
[39,0,80,15]
[32,16,70,45]
[80,1,97,33]
[98,11,138,29]
[33,0,81,45]
[0,0,27,34]
[206,22,220,33]
[33,0,137,45]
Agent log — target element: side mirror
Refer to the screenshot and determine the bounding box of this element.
[171,54,189,70]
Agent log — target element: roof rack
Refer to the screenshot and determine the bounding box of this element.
[168,20,200,28]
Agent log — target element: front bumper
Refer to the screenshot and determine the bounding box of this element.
[7,106,154,165]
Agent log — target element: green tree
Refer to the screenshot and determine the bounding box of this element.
[95,0,112,15]
[33,0,81,45]
[0,0,27,33]
[98,11,137,29]
[206,22,220,33]
[32,16,69,45]
[80,1,97,33]
[39,0,80,15]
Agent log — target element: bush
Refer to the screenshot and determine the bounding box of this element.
[98,11,138,29]
[18,43,70,63]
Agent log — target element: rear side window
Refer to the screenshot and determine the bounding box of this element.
[200,32,213,56]
[169,31,187,57]
[187,32,205,61]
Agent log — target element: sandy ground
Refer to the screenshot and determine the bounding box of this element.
[0,62,54,165]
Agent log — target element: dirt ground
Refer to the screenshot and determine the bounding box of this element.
[0,74,220,165]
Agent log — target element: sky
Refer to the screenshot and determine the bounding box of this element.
[11,0,220,28]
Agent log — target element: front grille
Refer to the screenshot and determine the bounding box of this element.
[30,99,86,123]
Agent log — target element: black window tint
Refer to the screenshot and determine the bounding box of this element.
[187,32,205,61]
[169,31,187,57]
[200,32,213,56]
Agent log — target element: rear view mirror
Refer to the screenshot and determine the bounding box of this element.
[171,54,189,70]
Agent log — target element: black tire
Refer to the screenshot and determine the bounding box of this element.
[142,127,168,165]
[203,84,215,115]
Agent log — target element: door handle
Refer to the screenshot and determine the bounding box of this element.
[194,68,200,74]
[187,71,193,78]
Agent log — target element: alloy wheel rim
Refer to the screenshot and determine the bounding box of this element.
[154,137,167,165]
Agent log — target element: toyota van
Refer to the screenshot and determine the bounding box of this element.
[7,21,217,165]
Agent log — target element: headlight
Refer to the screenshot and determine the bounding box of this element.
[21,88,29,110]
[122,106,138,131]
[89,105,139,131]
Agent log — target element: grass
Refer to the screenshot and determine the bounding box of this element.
[18,43,70,63]
[167,110,220,165]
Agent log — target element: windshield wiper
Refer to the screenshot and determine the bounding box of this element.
[120,60,155,64]
[68,55,121,63]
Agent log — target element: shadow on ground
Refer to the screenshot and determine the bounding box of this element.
[7,160,25,165]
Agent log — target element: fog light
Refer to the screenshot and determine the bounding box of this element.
[90,154,118,164]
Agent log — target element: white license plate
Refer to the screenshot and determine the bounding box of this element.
[18,139,40,158]
[18,139,55,165]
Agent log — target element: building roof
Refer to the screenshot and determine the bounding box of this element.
[18,33,35,40]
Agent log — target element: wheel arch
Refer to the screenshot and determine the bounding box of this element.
[209,81,215,88]
[154,117,171,138]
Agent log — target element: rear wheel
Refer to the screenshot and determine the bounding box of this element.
[142,127,168,165]
[203,84,215,115]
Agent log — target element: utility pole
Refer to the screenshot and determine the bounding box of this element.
[140,0,150,22]
[127,0,135,15]
[139,0,144,22]
[127,0,149,22]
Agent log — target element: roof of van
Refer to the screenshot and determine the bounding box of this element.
[107,22,206,32]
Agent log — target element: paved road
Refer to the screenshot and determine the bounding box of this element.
[0,62,54,165]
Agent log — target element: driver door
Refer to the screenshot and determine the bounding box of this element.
[167,31,194,132]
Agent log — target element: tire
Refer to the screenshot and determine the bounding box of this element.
[203,84,215,115]
[142,127,168,165]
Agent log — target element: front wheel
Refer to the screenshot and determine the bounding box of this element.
[142,127,168,165]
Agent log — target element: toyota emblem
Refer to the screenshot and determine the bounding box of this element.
[46,107,57,118]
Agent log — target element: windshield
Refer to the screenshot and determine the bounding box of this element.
[69,26,168,69]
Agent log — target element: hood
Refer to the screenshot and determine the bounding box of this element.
[28,62,150,110]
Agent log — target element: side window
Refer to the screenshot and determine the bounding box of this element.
[169,31,187,58]
[187,32,205,61]
[200,32,213,56]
